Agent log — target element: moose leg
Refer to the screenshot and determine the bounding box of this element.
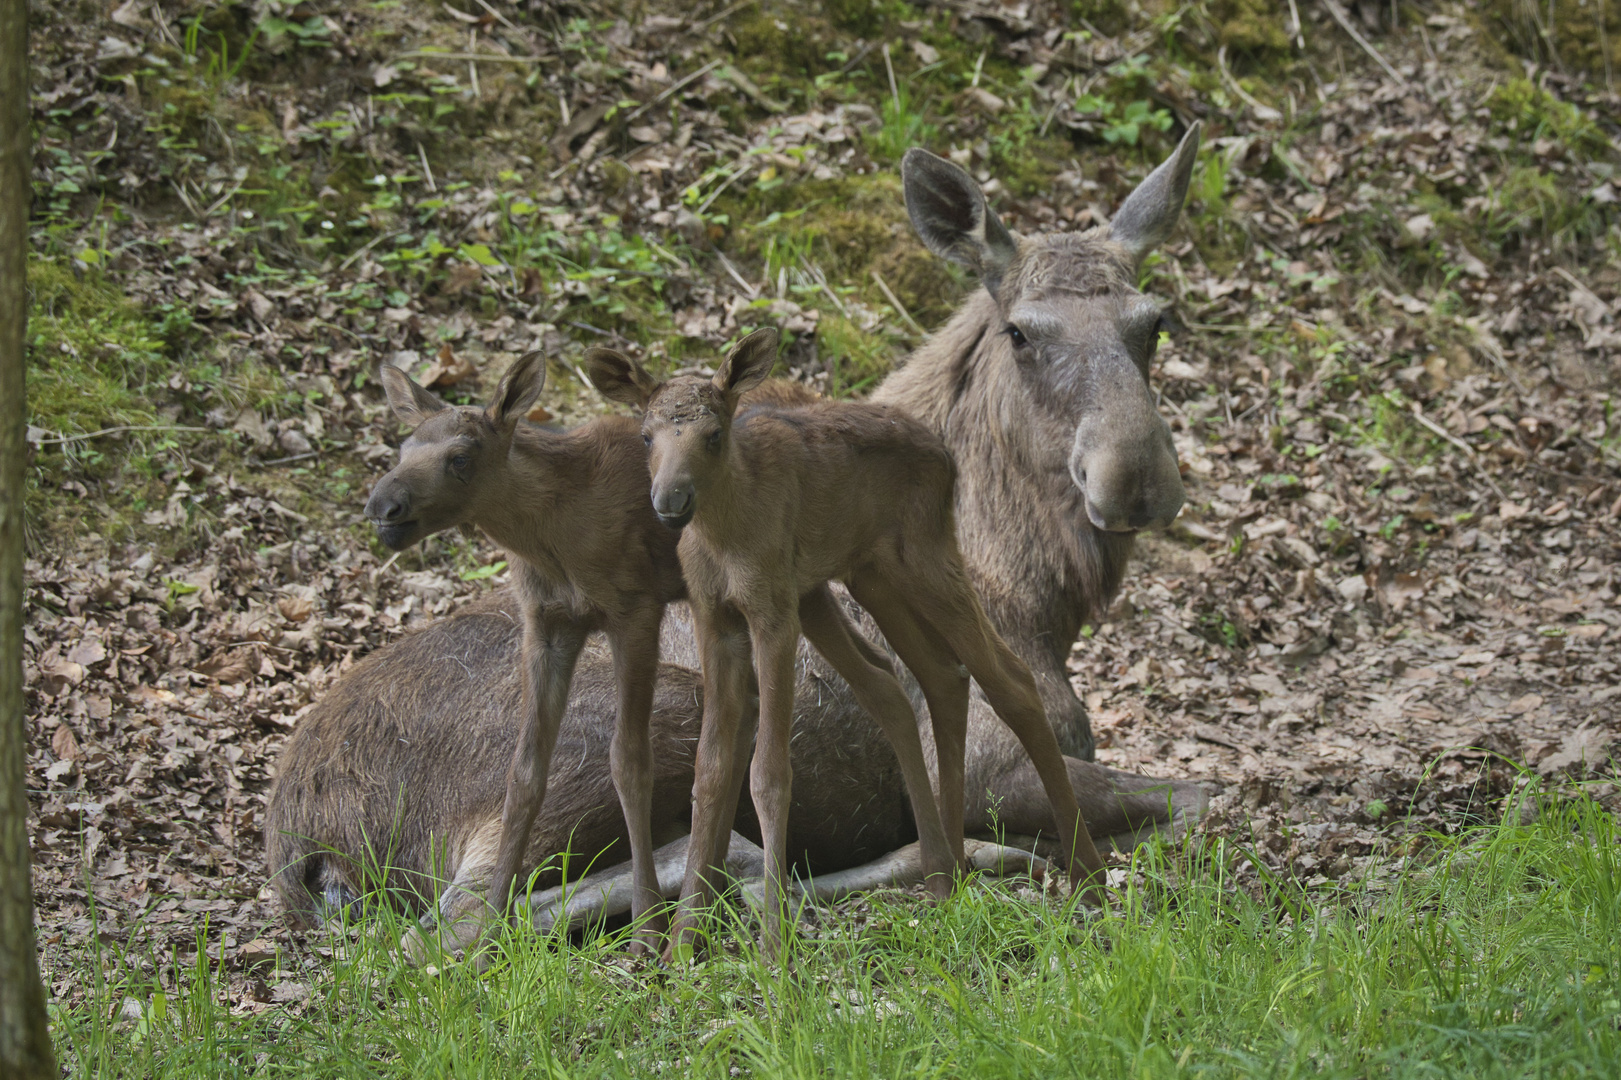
[970,758,1208,854]
[902,564,1106,899]
[605,605,670,954]
[746,606,800,962]
[486,613,590,932]
[668,604,754,961]
[525,832,768,936]
[798,586,956,899]
[846,571,971,873]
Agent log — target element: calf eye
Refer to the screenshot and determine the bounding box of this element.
[1005,325,1028,348]
[450,453,470,470]
[706,430,723,451]
[642,433,652,448]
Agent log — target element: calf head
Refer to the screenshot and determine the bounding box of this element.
[587,329,778,529]
[902,123,1200,533]
[364,353,548,549]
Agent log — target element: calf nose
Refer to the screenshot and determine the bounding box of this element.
[365,489,409,524]
[652,484,694,527]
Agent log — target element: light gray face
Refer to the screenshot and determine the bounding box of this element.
[903,123,1202,534]
[997,261,1185,533]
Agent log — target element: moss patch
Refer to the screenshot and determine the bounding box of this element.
[1210,0,1290,55]
[26,260,171,437]
[1485,0,1620,82]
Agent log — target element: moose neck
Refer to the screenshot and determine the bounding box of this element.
[871,289,1134,668]
[471,425,593,572]
[683,436,752,555]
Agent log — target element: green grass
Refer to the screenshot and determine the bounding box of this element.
[51,791,1621,1078]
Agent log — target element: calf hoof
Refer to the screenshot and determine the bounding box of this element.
[661,919,706,966]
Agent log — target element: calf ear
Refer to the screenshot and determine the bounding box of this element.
[714,328,778,405]
[489,351,548,430]
[1109,121,1202,269]
[903,148,1018,295]
[585,348,659,409]
[380,364,448,428]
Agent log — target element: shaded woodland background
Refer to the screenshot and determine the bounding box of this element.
[17,0,1621,1020]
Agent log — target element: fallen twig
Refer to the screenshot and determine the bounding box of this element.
[29,424,210,447]
[394,50,549,63]
[871,270,924,337]
[1319,0,1411,90]
[1217,46,1283,122]
[1409,401,1506,499]
[625,59,723,123]
[260,451,321,467]
[691,0,758,33]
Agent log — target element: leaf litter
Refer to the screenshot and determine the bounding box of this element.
[18,0,1621,1022]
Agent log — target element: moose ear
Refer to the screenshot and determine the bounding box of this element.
[902,148,1018,296]
[713,328,778,404]
[1108,121,1202,269]
[380,364,448,428]
[585,347,659,410]
[488,351,547,430]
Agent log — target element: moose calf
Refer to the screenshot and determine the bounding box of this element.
[591,328,1106,961]
[365,356,952,958]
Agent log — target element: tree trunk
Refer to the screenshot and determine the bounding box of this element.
[0,0,56,1075]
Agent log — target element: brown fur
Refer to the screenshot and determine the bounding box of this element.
[265,126,1207,932]
[597,328,996,958]
[364,354,687,952]
[359,357,924,956]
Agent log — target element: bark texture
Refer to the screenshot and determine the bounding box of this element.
[0,0,57,1074]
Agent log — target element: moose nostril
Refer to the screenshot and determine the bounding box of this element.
[369,496,407,523]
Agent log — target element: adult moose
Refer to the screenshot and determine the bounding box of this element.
[266,123,1204,940]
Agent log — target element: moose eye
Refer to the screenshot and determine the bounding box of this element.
[450,453,470,471]
[642,433,652,448]
[1006,325,1028,348]
[706,430,723,452]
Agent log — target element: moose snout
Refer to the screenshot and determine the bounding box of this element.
[364,483,420,549]
[366,490,410,523]
[1070,413,1185,534]
[651,483,695,530]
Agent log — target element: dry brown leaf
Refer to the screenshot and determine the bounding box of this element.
[420,343,477,388]
[277,596,315,624]
[196,647,259,684]
[65,638,106,667]
[51,725,81,762]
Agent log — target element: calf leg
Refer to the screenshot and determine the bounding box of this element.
[896,557,1106,900]
[798,586,955,899]
[667,604,753,961]
[747,609,800,962]
[487,614,589,931]
[605,605,670,954]
[846,572,971,873]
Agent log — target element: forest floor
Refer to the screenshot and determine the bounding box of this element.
[17,0,1621,1063]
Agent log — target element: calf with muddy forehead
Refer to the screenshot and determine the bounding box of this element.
[591,328,1107,961]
